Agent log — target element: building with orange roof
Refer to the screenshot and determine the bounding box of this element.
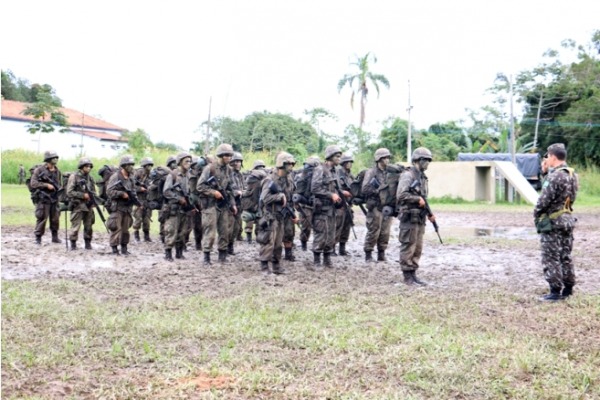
[1,99,129,158]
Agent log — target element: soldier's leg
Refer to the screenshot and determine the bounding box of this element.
[109,211,123,253]
[399,223,419,271]
[560,231,576,290]
[83,210,95,249]
[299,207,313,251]
[363,208,383,261]
[49,203,61,233]
[69,210,83,243]
[541,231,563,289]
[201,208,217,253]
[376,215,393,261]
[244,219,254,242]
[34,203,49,239]
[132,206,143,240]
[333,208,345,254]
[192,212,203,249]
[143,209,153,242]
[217,209,234,252]
[283,217,295,261]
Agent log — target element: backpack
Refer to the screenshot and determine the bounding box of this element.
[97,165,118,201]
[25,164,43,204]
[26,164,69,206]
[146,166,171,209]
[350,164,405,207]
[350,169,368,204]
[241,170,267,213]
[294,163,316,200]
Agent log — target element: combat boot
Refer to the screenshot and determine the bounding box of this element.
[540,286,563,302]
[175,246,186,259]
[301,240,308,251]
[70,240,77,251]
[365,251,373,263]
[323,252,333,268]
[121,244,131,256]
[331,245,338,257]
[160,233,165,244]
[339,242,348,256]
[218,250,228,263]
[313,252,321,268]
[227,243,235,255]
[411,271,427,286]
[284,247,295,261]
[111,246,120,255]
[203,251,212,266]
[246,233,253,243]
[272,261,286,275]
[143,230,152,242]
[377,251,386,262]
[260,260,269,273]
[51,231,62,243]
[195,240,202,250]
[84,239,92,250]
[134,230,141,242]
[403,271,415,285]
[35,235,42,245]
[165,248,174,262]
[562,284,574,298]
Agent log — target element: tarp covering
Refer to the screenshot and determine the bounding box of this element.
[457,153,540,178]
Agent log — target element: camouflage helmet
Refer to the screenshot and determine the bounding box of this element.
[191,156,199,167]
[119,154,135,167]
[215,143,234,157]
[275,152,296,168]
[304,156,321,167]
[176,151,192,165]
[374,148,392,162]
[232,152,244,162]
[252,159,266,169]
[340,154,354,164]
[411,147,433,162]
[140,157,154,167]
[43,150,59,162]
[324,145,342,160]
[77,157,93,169]
[166,155,176,166]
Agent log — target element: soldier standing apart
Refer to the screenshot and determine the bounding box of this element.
[133,157,154,242]
[294,156,320,251]
[361,148,394,263]
[396,147,434,285]
[162,152,193,261]
[242,160,266,242]
[258,152,297,274]
[534,143,579,301]
[310,145,345,269]
[334,154,355,256]
[66,158,97,250]
[18,164,26,185]
[197,144,238,265]
[106,155,137,255]
[30,150,63,244]
[229,152,246,253]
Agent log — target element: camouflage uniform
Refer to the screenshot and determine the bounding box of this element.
[230,156,246,250]
[534,153,578,298]
[241,169,267,241]
[162,153,192,260]
[257,164,295,273]
[184,157,205,250]
[106,158,137,255]
[397,167,428,271]
[334,159,355,255]
[294,156,320,251]
[30,155,63,244]
[66,167,97,249]
[362,164,393,260]
[197,146,237,264]
[132,161,153,242]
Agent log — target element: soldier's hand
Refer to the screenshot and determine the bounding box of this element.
[122,192,129,200]
[342,190,351,198]
[232,205,238,216]
[140,187,147,192]
[332,193,341,203]
[214,190,223,200]
[428,214,436,223]
[47,184,55,191]
[292,216,299,224]
[179,197,187,206]
[281,194,287,207]
[418,197,425,208]
[83,193,90,201]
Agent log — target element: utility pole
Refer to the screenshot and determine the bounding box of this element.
[509,75,515,165]
[406,80,413,163]
[533,89,543,151]
[204,96,212,156]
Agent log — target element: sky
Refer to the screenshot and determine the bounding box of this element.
[2,0,598,151]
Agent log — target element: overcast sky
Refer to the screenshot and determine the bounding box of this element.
[2,0,598,150]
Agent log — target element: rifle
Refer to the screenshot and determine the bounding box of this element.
[409,180,443,244]
[172,182,200,213]
[291,193,310,221]
[79,179,108,232]
[333,178,357,239]
[38,170,65,204]
[107,178,142,207]
[206,175,234,211]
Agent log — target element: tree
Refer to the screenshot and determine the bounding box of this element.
[303,107,338,153]
[337,53,390,129]
[122,129,154,159]
[1,70,62,105]
[22,88,69,135]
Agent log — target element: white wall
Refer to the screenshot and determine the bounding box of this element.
[0,119,127,159]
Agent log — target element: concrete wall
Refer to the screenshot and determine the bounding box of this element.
[426,161,495,202]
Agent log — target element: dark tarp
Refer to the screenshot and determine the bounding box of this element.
[457,153,541,178]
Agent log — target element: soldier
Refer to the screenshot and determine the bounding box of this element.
[132,157,154,242]
[334,154,355,256]
[162,152,193,261]
[196,143,238,265]
[66,157,97,250]
[310,145,346,269]
[252,159,266,171]
[257,152,297,274]
[106,155,138,255]
[184,156,208,250]
[18,164,25,185]
[294,156,321,251]
[30,150,63,244]
[534,143,579,301]
[166,155,177,171]
[396,147,435,285]
[229,152,246,252]
[361,148,394,263]
[157,156,177,243]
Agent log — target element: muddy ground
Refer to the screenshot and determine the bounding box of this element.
[2,210,599,295]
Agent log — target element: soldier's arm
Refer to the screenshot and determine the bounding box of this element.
[260,178,285,206]
[66,174,84,200]
[361,169,377,197]
[162,174,179,201]
[30,167,48,190]
[106,175,125,200]
[310,167,332,200]
[533,175,559,218]
[396,172,420,206]
[196,167,217,197]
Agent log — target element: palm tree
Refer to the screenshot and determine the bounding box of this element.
[337,52,390,129]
